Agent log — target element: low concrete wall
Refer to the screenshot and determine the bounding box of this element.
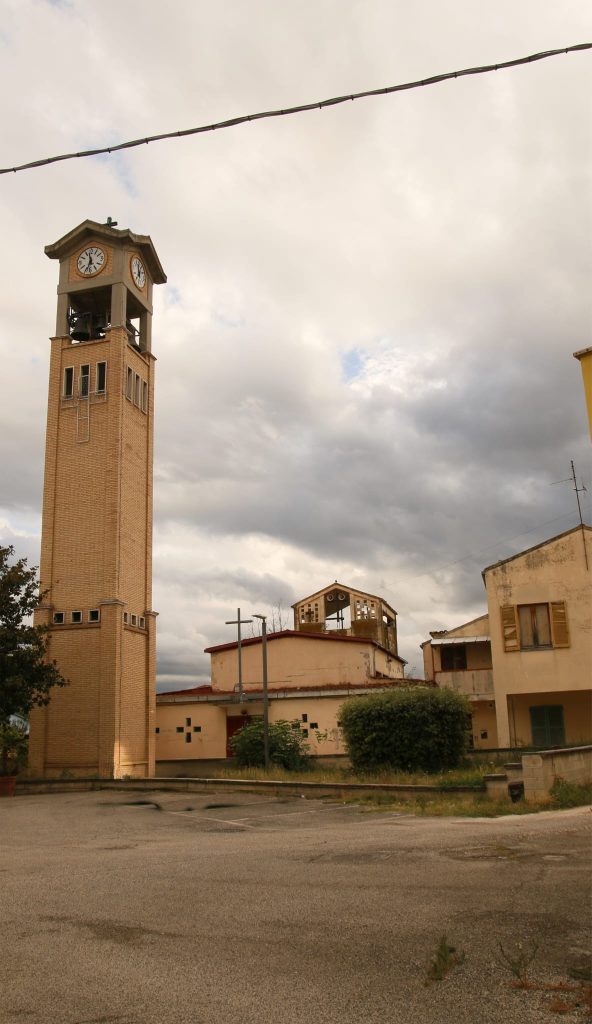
[522,745,592,801]
[15,776,480,801]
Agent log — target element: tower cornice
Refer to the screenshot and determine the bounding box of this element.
[44,219,167,284]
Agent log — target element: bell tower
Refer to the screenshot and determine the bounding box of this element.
[29,219,166,778]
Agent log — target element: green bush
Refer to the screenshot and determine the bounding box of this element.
[339,687,470,773]
[230,718,310,771]
[549,777,592,808]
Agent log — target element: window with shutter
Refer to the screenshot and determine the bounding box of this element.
[503,601,570,651]
[518,604,551,649]
[530,705,565,747]
[550,601,570,648]
[500,605,520,652]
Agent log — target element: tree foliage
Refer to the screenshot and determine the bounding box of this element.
[0,545,67,724]
[339,687,470,774]
[230,718,310,770]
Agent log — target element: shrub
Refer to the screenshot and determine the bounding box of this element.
[339,687,470,773]
[549,777,592,808]
[230,718,310,771]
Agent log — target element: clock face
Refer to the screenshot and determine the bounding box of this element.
[77,246,106,277]
[131,255,146,289]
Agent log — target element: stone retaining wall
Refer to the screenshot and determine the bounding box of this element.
[522,745,592,801]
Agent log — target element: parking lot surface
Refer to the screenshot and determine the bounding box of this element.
[1,790,590,1023]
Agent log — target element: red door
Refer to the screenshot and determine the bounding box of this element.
[226,715,250,757]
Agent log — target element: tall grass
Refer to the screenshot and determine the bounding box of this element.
[202,762,487,788]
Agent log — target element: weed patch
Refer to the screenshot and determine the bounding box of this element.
[499,940,539,983]
[425,935,465,983]
[549,778,592,809]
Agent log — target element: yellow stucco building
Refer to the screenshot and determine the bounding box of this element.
[421,614,497,749]
[573,346,592,439]
[29,220,166,778]
[423,526,592,751]
[156,583,409,771]
[483,525,592,749]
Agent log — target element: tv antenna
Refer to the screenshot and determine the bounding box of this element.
[551,460,588,569]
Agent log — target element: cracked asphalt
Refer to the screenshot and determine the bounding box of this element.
[1,790,590,1023]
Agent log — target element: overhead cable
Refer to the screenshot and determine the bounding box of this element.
[1,43,590,176]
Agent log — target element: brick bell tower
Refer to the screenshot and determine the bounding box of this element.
[28,220,166,778]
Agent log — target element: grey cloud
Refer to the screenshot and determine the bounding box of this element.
[1,0,589,689]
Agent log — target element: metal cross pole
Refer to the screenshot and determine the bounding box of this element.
[225,608,252,701]
[252,614,269,770]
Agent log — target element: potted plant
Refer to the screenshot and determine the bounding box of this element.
[0,721,28,796]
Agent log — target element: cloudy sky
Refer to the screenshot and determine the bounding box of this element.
[0,0,590,688]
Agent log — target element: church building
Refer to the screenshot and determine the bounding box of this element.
[155,582,411,772]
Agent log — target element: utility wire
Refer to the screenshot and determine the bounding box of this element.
[383,502,591,592]
[1,43,589,176]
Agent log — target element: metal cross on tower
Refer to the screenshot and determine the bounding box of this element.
[225,608,253,701]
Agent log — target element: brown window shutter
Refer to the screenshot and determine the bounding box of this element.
[550,601,570,648]
[500,605,520,652]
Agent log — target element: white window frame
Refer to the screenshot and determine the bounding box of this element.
[134,373,141,407]
[79,364,90,398]
[53,612,65,625]
[141,380,148,414]
[138,616,146,629]
[71,610,83,624]
[123,612,129,624]
[88,609,100,623]
[131,614,138,627]
[126,366,133,400]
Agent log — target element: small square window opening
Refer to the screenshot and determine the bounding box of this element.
[71,611,82,624]
[138,616,146,629]
[88,609,100,622]
[130,614,137,626]
[176,727,184,734]
[53,612,64,624]
[193,726,201,733]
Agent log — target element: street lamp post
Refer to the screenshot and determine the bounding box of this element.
[252,613,269,771]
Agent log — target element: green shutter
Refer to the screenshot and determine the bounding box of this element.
[530,705,565,747]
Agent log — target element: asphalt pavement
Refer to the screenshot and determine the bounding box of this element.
[1,790,590,1023]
